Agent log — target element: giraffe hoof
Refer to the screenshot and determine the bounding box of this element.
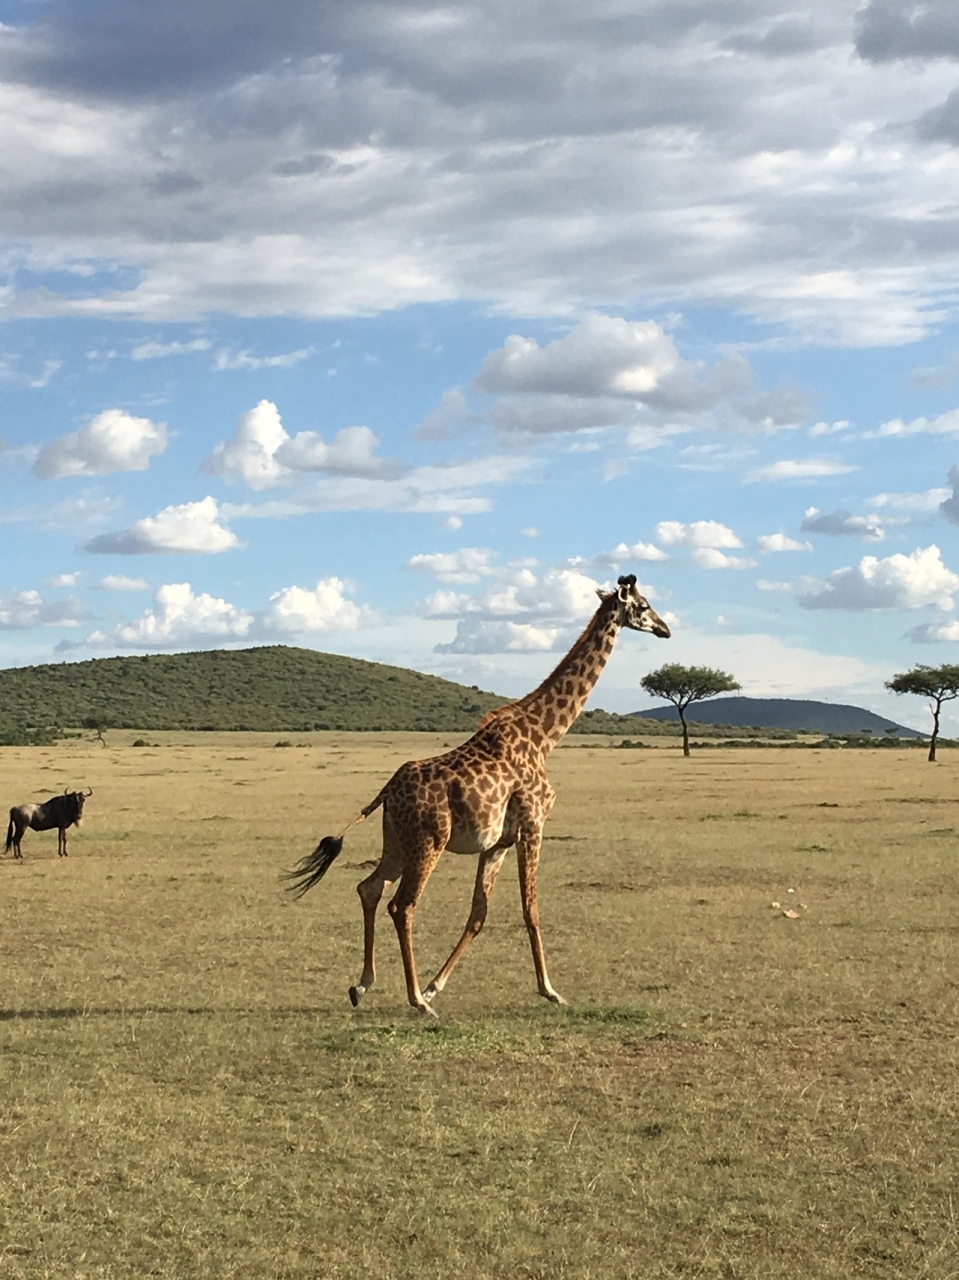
[414,1001,438,1018]
[348,985,365,1007]
[543,990,567,1006]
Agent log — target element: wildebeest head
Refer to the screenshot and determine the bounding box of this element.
[67,786,93,825]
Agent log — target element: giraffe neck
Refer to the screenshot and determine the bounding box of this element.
[516,604,622,752]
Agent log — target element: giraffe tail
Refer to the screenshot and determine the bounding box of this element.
[282,789,387,900]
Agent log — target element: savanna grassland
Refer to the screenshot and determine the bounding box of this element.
[0,732,957,1279]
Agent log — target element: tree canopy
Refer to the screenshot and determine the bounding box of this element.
[640,663,741,756]
[885,663,959,762]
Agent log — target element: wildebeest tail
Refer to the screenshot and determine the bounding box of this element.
[282,835,345,899]
[4,813,13,853]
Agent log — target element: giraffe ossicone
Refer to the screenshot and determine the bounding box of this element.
[284,574,670,1015]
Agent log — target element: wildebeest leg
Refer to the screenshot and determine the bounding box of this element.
[424,846,508,1005]
[58,827,67,857]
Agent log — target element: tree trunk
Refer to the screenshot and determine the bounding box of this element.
[679,709,690,757]
[929,700,941,763]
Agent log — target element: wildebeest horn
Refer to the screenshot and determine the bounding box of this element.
[84,787,93,797]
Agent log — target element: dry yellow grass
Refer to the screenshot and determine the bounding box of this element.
[1,732,958,1278]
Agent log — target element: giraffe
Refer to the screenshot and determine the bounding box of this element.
[284,574,670,1015]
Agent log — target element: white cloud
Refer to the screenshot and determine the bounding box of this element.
[433,565,615,654]
[808,419,852,438]
[407,548,499,584]
[85,576,372,649]
[222,454,532,518]
[755,533,812,553]
[131,338,211,360]
[94,583,254,647]
[868,487,951,513]
[202,400,290,490]
[3,4,959,343]
[46,572,80,588]
[746,459,858,482]
[799,545,959,612]
[32,409,168,479]
[275,424,400,477]
[261,578,368,633]
[654,520,742,549]
[98,574,148,591]
[213,347,313,371]
[203,399,399,489]
[589,540,669,565]
[84,496,240,555]
[800,506,886,541]
[909,620,959,643]
[691,548,758,570]
[875,410,959,438]
[0,589,89,630]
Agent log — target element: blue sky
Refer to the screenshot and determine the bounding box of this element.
[3,0,959,731]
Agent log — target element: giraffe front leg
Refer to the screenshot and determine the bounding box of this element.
[424,847,507,1005]
[517,832,566,1005]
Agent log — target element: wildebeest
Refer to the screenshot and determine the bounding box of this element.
[5,788,92,860]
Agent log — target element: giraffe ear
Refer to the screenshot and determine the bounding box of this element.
[596,587,614,602]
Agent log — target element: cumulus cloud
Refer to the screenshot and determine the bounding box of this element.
[433,565,616,654]
[90,583,254,648]
[84,496,240,555]
[798,545,959,612]
[800,507,886,541]
[46,572,80,588]
[406,548,500,584]
[203,399,399,489]
[0,588,89,630]
[579,541,670,568]
[691,548,758,570]
[85,577,370,649]
[654,520,742,549]
[909,620,959,643]
[261,578,369,633]
[32,409,168,479]
[755,533,812,552]
[747,459,858,482]
[472,315,753,429]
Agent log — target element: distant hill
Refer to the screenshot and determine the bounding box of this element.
[0,645,653,736]
[633,696,925,739]
[0,647,508,733]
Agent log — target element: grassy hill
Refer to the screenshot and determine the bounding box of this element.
[635,696,925,739]
[0,647,510,734]
[0,645,666,736]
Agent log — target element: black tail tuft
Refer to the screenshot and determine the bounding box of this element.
[282,835,344,900]
[4,816,13,854]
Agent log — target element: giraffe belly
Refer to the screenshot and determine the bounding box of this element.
[446,814,514,856]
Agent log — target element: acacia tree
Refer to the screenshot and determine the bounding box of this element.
[640,663,741,757]
[885,664,959,762]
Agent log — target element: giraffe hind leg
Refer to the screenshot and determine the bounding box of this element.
[349,837,403,1009]
[387,842,444,1016]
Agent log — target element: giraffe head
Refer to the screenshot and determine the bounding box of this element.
[598,574,671,638]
